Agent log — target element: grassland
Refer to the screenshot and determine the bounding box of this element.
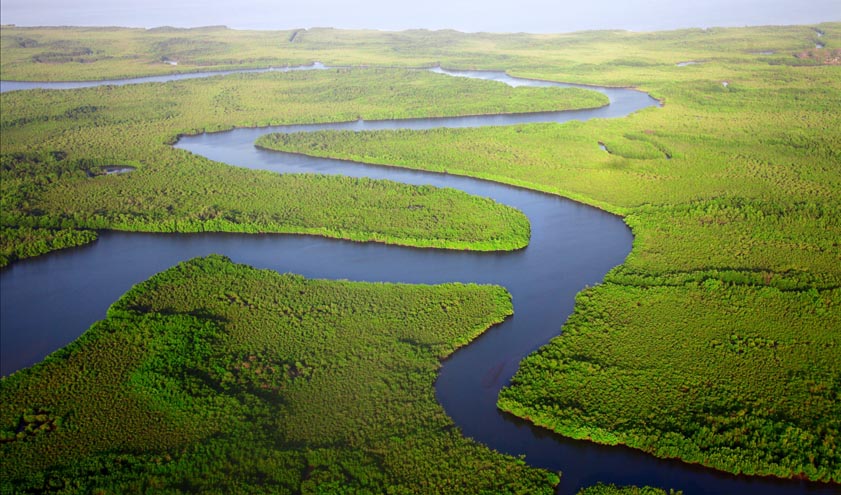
[0,255,560,493]
[0,69,611,265]
[255,24,841,483]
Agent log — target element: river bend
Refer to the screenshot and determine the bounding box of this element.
[0,66,832,494]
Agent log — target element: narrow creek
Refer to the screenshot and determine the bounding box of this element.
[0,66,833,494]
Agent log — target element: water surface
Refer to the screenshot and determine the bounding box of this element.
[0,62,328,93]
[1,67,834,495]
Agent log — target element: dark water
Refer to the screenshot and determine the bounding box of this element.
[0,68,835,494]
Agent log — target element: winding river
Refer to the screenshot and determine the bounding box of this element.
[0,67,834,494]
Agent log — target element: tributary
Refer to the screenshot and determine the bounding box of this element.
[0,66,832,494]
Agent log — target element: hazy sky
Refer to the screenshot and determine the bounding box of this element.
[1,0,839,33]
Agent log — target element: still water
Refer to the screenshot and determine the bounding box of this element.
[0,67,833,494]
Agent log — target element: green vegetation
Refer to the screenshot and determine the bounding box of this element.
[0,226,98,266]
[2,24,837,81]
[0,255,558,493]
[254,24,841,483]
[577,484,681,495]
[0,68,613,265]
[500,283,840,480]
[2,21,840,488]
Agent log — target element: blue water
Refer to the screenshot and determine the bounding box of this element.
[1,67,835,494]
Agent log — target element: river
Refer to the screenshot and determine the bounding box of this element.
[0,66,834,494]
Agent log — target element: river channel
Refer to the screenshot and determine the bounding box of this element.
[0,66,834,494]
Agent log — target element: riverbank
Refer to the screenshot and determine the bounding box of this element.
[249,27,841,485]
[0,255,559,494]
[1,23,838,494]
[1,68,610,266]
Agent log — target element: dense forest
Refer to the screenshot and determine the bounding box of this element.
[253,24,841,483]
[577,485,681,495]
[1,21,839,492]
[0,255,561,494]
[0,69,611,265]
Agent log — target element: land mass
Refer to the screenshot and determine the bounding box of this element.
[0,255,558,493]
[1,22,839,491]
[0,69,610,265]
[255,24,841,482]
